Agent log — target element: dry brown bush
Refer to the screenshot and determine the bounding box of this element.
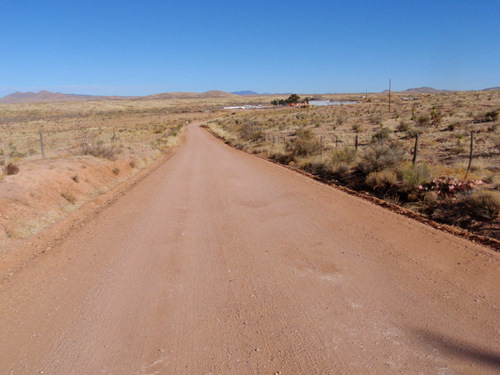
[80,144,120,160]
[366,170,398,193]
[465,190,500,222]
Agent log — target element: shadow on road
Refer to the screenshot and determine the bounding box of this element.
[412,328,500,368]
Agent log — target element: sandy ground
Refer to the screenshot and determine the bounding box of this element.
[0,123,498,374]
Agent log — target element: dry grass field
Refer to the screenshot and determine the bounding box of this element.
[0,97,237,256]
[208,90,500,242]
[0,91,499,254]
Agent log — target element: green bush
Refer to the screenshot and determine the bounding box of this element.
[371,127,391,143]
[396,120,410,132]
[286,129,322,157]
[331,146,357,167]
[400,163,433,193]
[357,142,405,174]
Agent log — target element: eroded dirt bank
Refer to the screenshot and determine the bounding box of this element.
[0,123,498,374]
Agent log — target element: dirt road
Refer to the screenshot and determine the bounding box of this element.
[0,123,499,374]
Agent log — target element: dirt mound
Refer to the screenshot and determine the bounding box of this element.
[0,146,161,258]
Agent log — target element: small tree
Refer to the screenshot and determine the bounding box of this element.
[286,94,300,104]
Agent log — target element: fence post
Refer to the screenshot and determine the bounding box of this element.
[355,134,358,151]
[2,142,7,164]
[39,130,45,159]
[412,133,419,166]
[465,131,474,180]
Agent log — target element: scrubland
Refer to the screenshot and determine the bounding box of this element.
[207,91,500,242]
[1,91,499,254]
[0,98,217,255]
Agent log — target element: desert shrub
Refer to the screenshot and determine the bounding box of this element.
[5,163,19,175]
[239,122,265,142]
[371,127,391,143]
[483,172,495,184]
[335,162,351,176]
[416,115,430,127]
[71,175,79,183]
[487,123,498,132]
[129,160,136,168]
[9,147,26,158]
[450,138,466,154]
[357,142,405,174]
[331,146,357,167]
[297,157,335,179]
[286,129,322,157]
[61,191,76,204]
[351,123,363,133]
[366,170,398,193]
[406,126,424,138]
[112,167,120,175]
[492,135,500,151]
[81,144,120,160]
[369,114,381,125]
[153,124,166,134]
[430,108,443,125]
[400,163,433,193]
[420,191,439,214]
[475,110,498,123]
[269,149,295,165]
[465,190,500,221]
[396,120,410,132]
[336,113,347,125]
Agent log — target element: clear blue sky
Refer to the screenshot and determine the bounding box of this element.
[1,0,499,96]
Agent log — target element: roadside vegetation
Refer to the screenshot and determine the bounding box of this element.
[208,90,500,241]
[0,98,214,252]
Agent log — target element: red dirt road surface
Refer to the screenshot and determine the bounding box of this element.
[0,123,499,374]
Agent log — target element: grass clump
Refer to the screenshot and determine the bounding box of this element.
[400,163,433,194]
[286,129,322,157]
[61,190,76,204]
[465,190,500,222]
[331,146,357,166]
[371,127,391,143]
[366,170,398,193]
[80,144,120,160]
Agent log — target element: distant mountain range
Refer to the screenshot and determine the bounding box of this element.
[1,87,499,104]
[381,87,447,94]
[230,91,260,96]
[0,90,237,104]
[0,90,130,104]
[382,86,500,94]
